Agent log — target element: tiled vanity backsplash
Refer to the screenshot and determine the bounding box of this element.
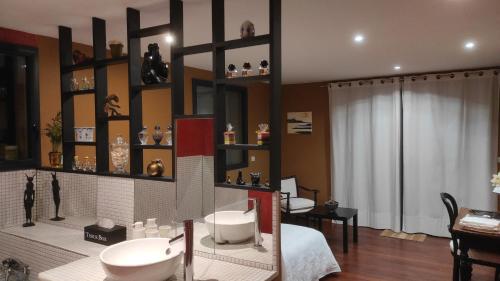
[0,170,176,235]
[0,168,279,274]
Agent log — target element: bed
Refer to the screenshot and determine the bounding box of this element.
[281,223,341,281]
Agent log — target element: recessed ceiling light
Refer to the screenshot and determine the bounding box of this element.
[165,33,175,44]
[354,34,364,43]
[464,41,475,50]
[394,65,401,71]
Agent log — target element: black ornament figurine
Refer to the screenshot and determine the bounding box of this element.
[236,170,246,185]
[50,173,64,221]
[141,43,168,84]
[23,174,35,227]
[250,172,261,187]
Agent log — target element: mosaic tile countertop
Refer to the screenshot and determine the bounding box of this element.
[1,222,105,257]
[38,255,277,281]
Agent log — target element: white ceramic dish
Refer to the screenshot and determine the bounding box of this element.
[204,210,255,244]
[99,238,183,281]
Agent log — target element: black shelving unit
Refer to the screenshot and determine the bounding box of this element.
[59,17,128,173]
[126,0,183,181]
[209,0,282,191]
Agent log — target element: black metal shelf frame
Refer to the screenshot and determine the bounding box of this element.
[211,0,282,192]
[126,1,183,180]
[59,17,127,173]
[57,0,280,189]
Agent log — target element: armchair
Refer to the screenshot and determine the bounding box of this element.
[280,176,319,215]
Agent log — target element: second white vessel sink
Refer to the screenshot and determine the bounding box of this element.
[204,210,255,244]
[99,238,183,281]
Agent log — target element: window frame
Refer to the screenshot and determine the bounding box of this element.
[0,42,40,171]
[192,78,248,170]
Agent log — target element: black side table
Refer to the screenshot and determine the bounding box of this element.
[306,206,358,253]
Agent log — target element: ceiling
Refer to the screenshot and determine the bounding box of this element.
[1,0,499,84]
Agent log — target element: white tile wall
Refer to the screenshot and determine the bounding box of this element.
[176,156,204,221]
[96,176,134,236]
[202,156,215,216]
[133,179,176,226]
[35,171,97,230]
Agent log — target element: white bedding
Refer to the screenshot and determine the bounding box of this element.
[281,224,341,281]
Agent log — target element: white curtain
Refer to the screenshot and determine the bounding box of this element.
[329,81,401,231]
[402,72,499,237]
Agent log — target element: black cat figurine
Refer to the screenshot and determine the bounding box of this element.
[50,173,64,221]
[23,174,35,227]
[141,43,168,84]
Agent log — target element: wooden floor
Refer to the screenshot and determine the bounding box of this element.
[314,222,496,281]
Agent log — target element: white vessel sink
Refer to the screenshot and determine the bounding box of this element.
[204,210,255,244]
[99,238,183,281]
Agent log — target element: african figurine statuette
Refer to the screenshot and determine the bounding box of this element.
[104,94,122,117]
[23,174,35,227]
[50,173,64,221]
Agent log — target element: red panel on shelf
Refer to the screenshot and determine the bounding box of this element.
[248,190,273,234]
[176,118,214,157]
[0,27,37,47]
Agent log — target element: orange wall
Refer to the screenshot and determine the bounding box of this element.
[281,83,331,204]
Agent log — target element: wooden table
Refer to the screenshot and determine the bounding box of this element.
[452,208,500,280]
[305,206,358,253]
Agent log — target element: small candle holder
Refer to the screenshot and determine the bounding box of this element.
[241,62,252,77]
[165,126,173,146]
[224,123,236,145]
[256,123,270,145]
[259,60,269,75]
[226,64,238,78]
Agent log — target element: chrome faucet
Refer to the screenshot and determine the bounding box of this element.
[247,198,263,247]
[183,220,194,281]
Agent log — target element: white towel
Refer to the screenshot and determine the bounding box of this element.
[459,214,500,231]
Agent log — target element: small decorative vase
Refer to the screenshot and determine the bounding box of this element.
[257,123,270,145]
[153,125,164,145]
[49,152,62,168]
[241,62,252,77]
[259,60,269,75]
[147,159,165,177]
[236,170,245,185]
[110,135,129,174]
[250,172,261,187]
[224,123,236,145]
[109,41,124,58]
[80,77,90,90]
[165,126,173,146]
[70,78,79,91]
[226,64,238,78]
[138,127,148,145]
[240,20,255,38]
[141,43,168,84]
[72,156,80,171]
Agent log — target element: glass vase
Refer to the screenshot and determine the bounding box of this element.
[110,135,129,174]
[138,127,148,145]
[153,125,164,145]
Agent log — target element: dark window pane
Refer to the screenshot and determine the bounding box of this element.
[0,53,30,162]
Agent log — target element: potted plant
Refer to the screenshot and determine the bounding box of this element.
[45,112,62,168]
